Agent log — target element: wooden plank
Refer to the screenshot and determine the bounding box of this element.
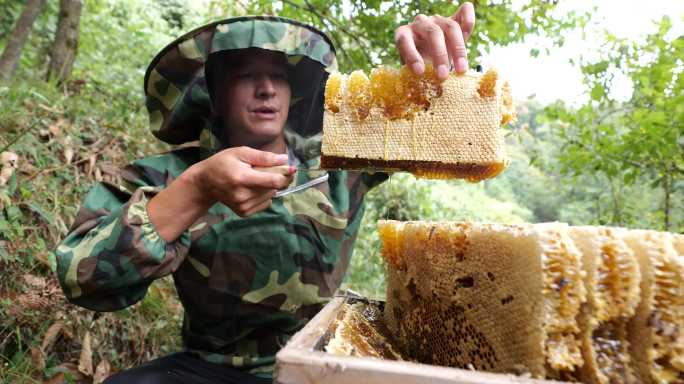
[275,297,578,384]
[276,348,567,384]
[285,296,345,350]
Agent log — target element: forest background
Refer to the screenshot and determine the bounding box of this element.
[0,0,682,382]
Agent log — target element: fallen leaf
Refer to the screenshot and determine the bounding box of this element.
[78,331,93,376]
[45,362,86,383]
[0,151,19,186]
[93,359,111,384]
[23,274,47,289]
[61,324,74,340]
[87,154,97,178]
[41,322,64,352]
[49,118,65,137]
[1,151,18,166]
[62,137,74,165]
[31,346,45,373]
[33,251,52,269]
[38,104,64,115]
[16,292,50,310]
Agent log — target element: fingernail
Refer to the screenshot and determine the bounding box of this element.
[457,57,468,73]
[411,62,424,74]
[288,165,297,174]
[437,64,449,79]
[276,154,288,162]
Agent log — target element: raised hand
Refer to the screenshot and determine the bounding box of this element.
[394,2,475,79]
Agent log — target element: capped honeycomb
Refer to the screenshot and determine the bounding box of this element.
[535,223,586,378]
[378,220,590,379]
[317,221,684,382]
[321,65,514,181]
[325,301,404,360]
[569,227,640,384]
[624,230,684,384]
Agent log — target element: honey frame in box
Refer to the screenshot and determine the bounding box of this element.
[275,297,578,384]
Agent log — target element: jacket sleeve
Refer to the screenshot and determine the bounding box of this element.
[54,163,191,312]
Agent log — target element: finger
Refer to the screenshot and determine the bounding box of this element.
[235,146,289,167]
[241,194,275,217]
[453,2,475,41]
[394,25,424,75]
[432,15,468,74]
[240,168,294,190]
[412,16,450,80]
[254,164,295,176]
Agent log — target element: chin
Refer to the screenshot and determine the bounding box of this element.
[252,122,285,136]
[245,123,285,145]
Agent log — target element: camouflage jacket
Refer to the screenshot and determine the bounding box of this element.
[54,16,387,374]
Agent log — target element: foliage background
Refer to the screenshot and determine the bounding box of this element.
[0,0,681,382]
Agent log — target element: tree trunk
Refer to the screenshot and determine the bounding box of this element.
[664,168,671,231]
[46,0,83,84]
[0,0,46,82]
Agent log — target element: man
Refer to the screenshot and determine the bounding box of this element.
[55,5,475,383]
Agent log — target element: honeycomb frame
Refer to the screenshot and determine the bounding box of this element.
[321,66,514,181]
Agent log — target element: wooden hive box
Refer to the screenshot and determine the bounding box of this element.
[274,297,578,384]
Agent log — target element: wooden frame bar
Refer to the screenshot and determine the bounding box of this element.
[275,297,576,384]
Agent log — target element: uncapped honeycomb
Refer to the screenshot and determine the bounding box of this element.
[535,223,586,376]
[569,226,640,384]
[378,220,589,379]
[346,70,372,121]
[324,72,343,113]
[477,68,498,98]
[369,221,684,383]
[325,301,404,360]
[624,230,684,384]
[320,65,515,181]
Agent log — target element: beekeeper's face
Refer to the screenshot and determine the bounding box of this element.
[217,48,291,148]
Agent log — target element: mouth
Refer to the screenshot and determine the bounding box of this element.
[250,106,278,120]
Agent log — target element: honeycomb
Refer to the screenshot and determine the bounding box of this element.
[320,65,514,181]
[535,223,587,376]
[372,221,684,383]
[324,72,343,113]
[477,68,498,98]
[501,81,516,125]
[624,231,684,383]
[369,66,407,120]
[325,301,404,360]
[568,226,640,384]
[397,64,442,117]
[378,220,594,379]
[316,221,684,382]
[346,70,371,121]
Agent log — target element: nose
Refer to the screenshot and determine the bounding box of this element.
[255,75,276,99]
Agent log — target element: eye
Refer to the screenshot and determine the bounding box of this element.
[272,72,288,82]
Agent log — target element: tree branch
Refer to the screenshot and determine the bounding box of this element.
[281,0,374,66]
[566,139,648,170]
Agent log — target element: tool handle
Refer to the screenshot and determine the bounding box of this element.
[253,165,294,176]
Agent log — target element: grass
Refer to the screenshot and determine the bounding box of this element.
[0,75,178,382]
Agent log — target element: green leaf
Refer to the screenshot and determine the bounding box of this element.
[6,205,20,221]
[583,61,609,75]
[590,84,606,101]
[27,202,54,224]
[7,172,17,196]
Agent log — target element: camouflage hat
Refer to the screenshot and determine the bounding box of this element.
[143,16,337,158]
